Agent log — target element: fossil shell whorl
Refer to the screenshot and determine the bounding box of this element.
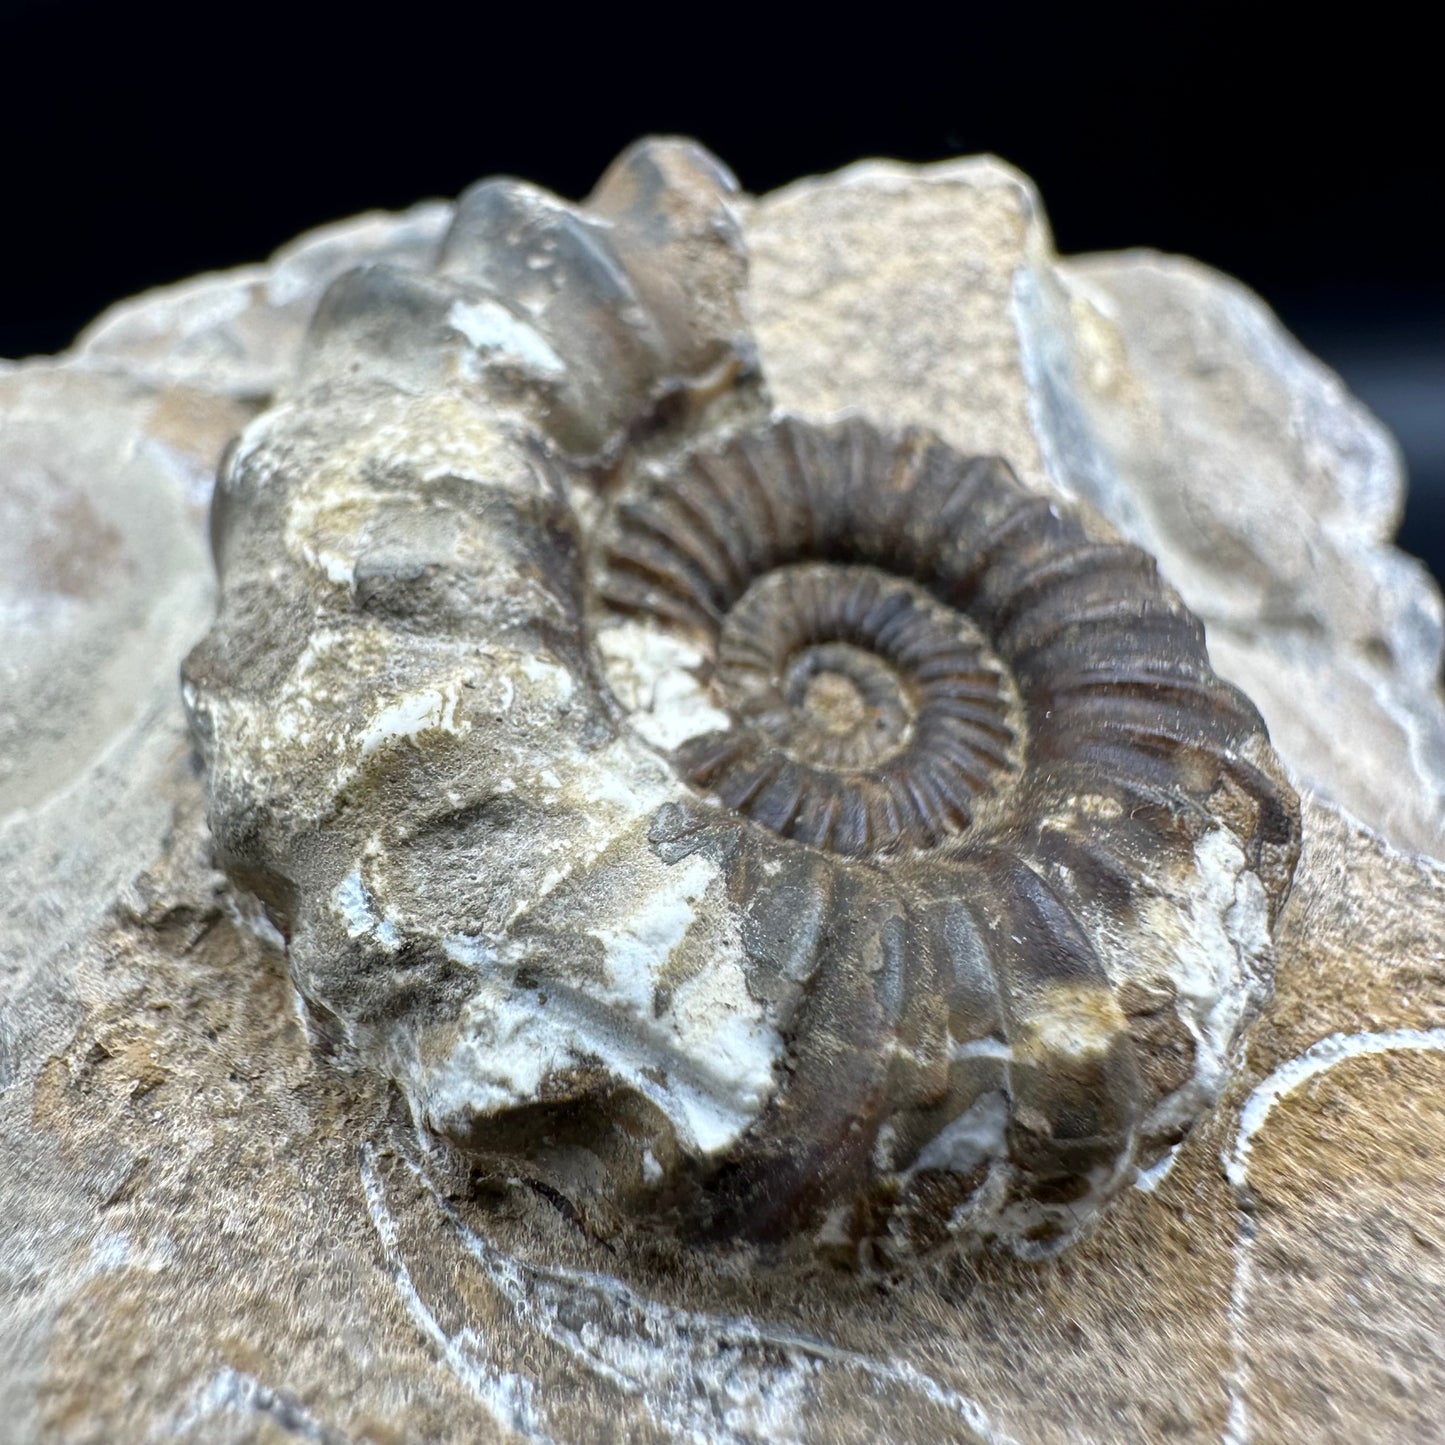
[182,138,1302,1263]
[593,414,1296,859]
[588,414,1301,1249]
[598,426,1025,855]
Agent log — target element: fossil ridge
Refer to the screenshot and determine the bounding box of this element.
[182,139,1301,1257]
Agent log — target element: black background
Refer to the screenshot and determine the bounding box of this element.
[3,1,1440,588]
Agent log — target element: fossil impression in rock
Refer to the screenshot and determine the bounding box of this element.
[182,139,1302,1258]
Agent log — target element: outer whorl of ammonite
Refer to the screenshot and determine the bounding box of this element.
[589,414,1302,1251]
[184,139,1302,1265]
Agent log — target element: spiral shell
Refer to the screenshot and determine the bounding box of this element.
[183,138,1301,1260]
[586,413,1300,1247]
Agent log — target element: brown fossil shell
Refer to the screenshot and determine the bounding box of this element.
[183,137,1302,1261]
[588,413,1301,1250]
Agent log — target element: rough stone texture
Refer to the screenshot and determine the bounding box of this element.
[2,144,1443,1444]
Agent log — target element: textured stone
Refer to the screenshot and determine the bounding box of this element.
[2,142,1443,1444]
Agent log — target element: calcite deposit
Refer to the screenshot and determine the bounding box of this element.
[2,140,1443,1444]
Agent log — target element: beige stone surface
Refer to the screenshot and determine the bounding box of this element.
[3,147,1444,1443]
[8,792,1442,1445]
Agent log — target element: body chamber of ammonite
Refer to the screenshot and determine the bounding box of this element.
[182,140,1301,1259]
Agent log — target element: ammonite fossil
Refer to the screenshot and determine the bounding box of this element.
[183,138,1301,1259]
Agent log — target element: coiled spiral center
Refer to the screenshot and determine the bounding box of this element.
[690,563,1019,851]
[589,415,1037,856]
[786,649,903,761]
